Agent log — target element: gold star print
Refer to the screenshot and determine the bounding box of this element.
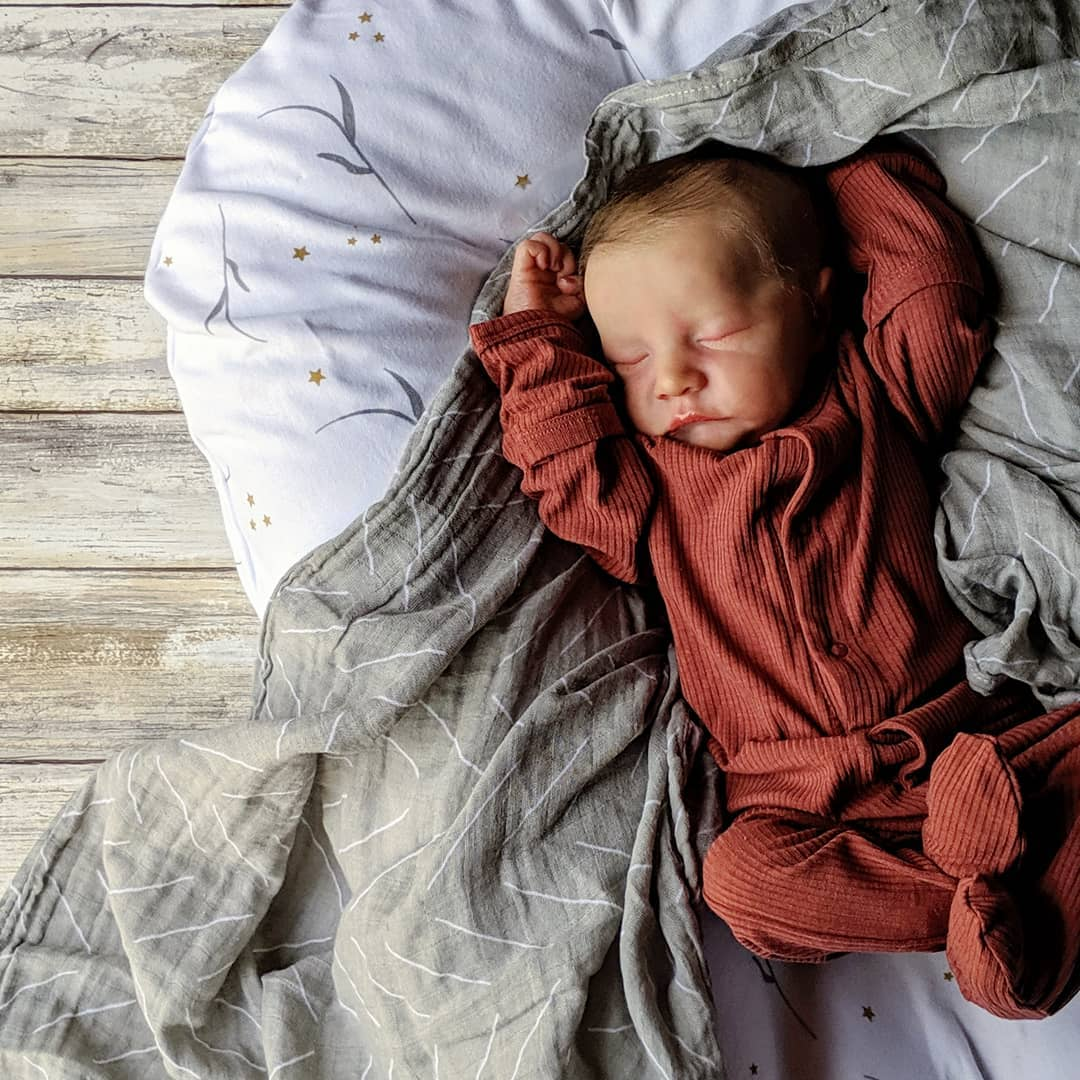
[359,11,373,22]
[163,256,173,266]
[309,368,326,385]
[515,174,531,189]
[373,32,385,42]
[347,236,357,245]
[263,515,272,527]
[944,971,955,982]
[249,518,257,531]
[293,246,310,261]
[862,1005,875,1022]
[349,31,359,40]
[247,493,255,508]
[371,233,381,244]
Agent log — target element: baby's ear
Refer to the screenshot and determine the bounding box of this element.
[814,265,833,308]
[811,265,834,349]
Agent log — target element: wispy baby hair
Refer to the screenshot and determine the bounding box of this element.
[578,141,828,294]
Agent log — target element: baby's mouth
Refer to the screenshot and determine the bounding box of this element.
[666,412,727,435]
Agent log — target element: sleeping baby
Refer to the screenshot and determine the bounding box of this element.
[467,140,1080,1021]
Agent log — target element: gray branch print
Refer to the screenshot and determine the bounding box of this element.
[204,203,268,342]
[260,75,418,225]
[315,368,425,435]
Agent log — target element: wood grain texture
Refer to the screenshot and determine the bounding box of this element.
[0,279,177,410]
[2,412,238,567]
[0,763,97,891]
[0,1,282,912]
[0,9,284,156]
[0,159,182,276]
[0,569,260,758]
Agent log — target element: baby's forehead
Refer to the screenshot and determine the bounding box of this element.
[585,217,767,286]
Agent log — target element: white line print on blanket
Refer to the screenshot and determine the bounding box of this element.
[183,1004,264,1071]
[34,998,138,1038]
[352,938,432,1019]
[1001,351,1073,454]
[937,0,978,80]
[297,816,346,912]
[384,941,491,987]
[339,808,410,853]
[509,979,563,1080]
[803,65,912,97]
[502,880,622,912]
[433,915,551,951]
[95,871,195,897]
[958,459,993,558]
[333,949,382,1029]
[476,1012,500,1079]
[953,30,1018,112]
[500,738,590,849]
[426,765,520,891]
[1038,260,1066,323]
[156,756,209,854]
[351,833,447,909]
[213,804,271,887]
[974,154,1050,224]
[961,71,1041,162]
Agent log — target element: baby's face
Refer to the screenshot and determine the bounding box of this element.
[584,215,830,452]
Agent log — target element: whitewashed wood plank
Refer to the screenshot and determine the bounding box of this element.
[0,9,285,156]
[0,763,97,892]
[0,279,177,410]
[0,569,260,758]
[2,412,237,566]
[1,159,183,276]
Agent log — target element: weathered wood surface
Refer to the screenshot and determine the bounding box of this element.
[0,763,97,891]
[0,159,183,277]
[0,8,286,156]
[2,412,239,567]
[0,569,260,758]
[1,280,176,410]
[1,3,285,890]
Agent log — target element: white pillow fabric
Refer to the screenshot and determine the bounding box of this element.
[144,0,796,615]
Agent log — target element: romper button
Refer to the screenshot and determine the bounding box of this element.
[828,641,849,658]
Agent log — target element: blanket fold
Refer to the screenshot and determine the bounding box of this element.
[3,0,1079,1074]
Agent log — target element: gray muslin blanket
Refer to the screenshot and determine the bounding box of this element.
[3,1,1079,1076]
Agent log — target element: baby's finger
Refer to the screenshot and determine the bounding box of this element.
[532,231,563,269]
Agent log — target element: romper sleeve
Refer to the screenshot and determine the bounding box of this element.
[825,144,992,444]
[468,308,654,584]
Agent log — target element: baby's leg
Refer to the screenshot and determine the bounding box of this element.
[702,807,954,962]
[924,702,1080,1019]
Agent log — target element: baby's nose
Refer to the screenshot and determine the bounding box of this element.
[654,356,705,399]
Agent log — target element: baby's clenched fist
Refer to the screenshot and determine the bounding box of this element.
[502,231,586,320]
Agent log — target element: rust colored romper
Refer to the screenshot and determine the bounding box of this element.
[468,148,1080,1019]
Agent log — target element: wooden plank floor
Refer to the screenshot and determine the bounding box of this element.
[0,2,290,888]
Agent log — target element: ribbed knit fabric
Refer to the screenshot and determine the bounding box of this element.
[469,147,1080,1018]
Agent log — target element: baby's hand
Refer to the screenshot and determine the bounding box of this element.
[502,231,586,321]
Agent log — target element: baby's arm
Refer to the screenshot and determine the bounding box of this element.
[826,144,991,444]
[469,236,654,584]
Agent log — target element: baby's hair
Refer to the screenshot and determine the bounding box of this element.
[579,142,830,299]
